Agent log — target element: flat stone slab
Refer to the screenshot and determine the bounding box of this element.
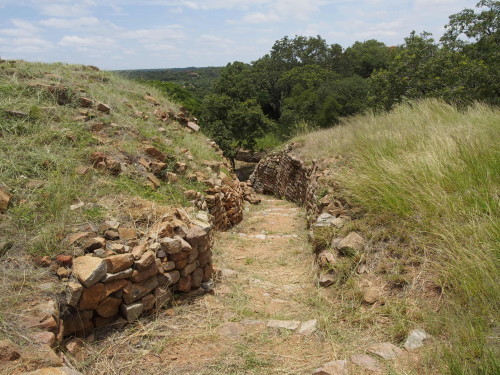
[72,256,107,287]
[313,360,348,375]
[298,319,318,335]
[267,319,301,330]
[367,342,404,360]
[350,354,382,372]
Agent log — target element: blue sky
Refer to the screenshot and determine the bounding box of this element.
[0,0,477,70]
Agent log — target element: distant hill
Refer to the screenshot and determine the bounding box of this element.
[115,67,223,101]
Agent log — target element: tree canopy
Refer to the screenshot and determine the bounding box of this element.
[199,1,499,157]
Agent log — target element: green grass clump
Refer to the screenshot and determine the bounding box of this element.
[296,99,500,374]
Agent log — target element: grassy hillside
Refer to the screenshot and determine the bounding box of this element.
[0,60,222,259]
[294,99,499,374]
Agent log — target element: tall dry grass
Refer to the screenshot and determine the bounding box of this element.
[297,99,500,374]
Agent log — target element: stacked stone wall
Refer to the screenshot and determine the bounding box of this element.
[58,208,214,337]
[250,145,319,223]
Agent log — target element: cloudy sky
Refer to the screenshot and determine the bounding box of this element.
[0,0,477,70]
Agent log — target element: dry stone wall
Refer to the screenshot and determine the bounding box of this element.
[249,145,319,223]
[60,208,214,337]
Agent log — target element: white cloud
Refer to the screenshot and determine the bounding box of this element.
[143,43,175,51]
[0,19,40,37]
[38,0,97,17]
[123,27,186,42]
[3,37,54,53]
[40,17,100,28]
[199,34,233,47]
[230,0,328,24]
[59,35,115,47]
[175,0,271,10]
[241,12,280,24]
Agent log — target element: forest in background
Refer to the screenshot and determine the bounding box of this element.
[118,1,499,162]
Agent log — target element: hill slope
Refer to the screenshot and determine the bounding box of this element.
[292,99,500,374]
[0,60,224,258]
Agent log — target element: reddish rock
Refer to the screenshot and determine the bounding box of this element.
[147,173,161,189]
[175,258,189,270]
[104,254,134,273]
[367,342,404,360]
[79,283,104,310]
[104,229,119,240]
[180,261,197,277]
[108,243,126,253]
[350,354,381,372]
[83,237,105,252]
[65,337,84,355]
[0,188,11,213]
[67,232,91,245]
[198,251,212,267]
[79,97,93,108]
[102,279,129,298]
[132,244,147,260]
[0,339,21,361]
[118,227,137,240]
[55,254,73,267]
[96,297,121,318]
[122,276,159,304]
[22,344,63,368]
[144,146,166,161]
[134,251,155,270]
[178,275,192,292]
[130,262,157,283]
[96,102,110,114]
[38,256,52,267]
[202,263,212,282]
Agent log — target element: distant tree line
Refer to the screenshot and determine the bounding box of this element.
[200,0,499,160]
[116,67,222,102]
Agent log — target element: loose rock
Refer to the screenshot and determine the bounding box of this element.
[404,329,430,350]
[367,342,404,360]
[350,354,382,372]
[298,319,318,335]
[312,360,348,375]
[266,320,301,330]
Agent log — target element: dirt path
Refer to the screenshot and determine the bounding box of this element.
[76,196,347,374]
[75,196,421,375]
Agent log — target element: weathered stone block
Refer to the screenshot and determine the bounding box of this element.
[104,254,134,273]
[122,276,159,304]
[160,237,182,254]
[96,297,121,318]
[101,268,133,282]
[78,283,104,310]
[73,256,107,287]
[180,261,197,277]
[121,302,143,322]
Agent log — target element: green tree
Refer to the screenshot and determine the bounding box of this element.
[200,94,272,164]
[343,39,391,78]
